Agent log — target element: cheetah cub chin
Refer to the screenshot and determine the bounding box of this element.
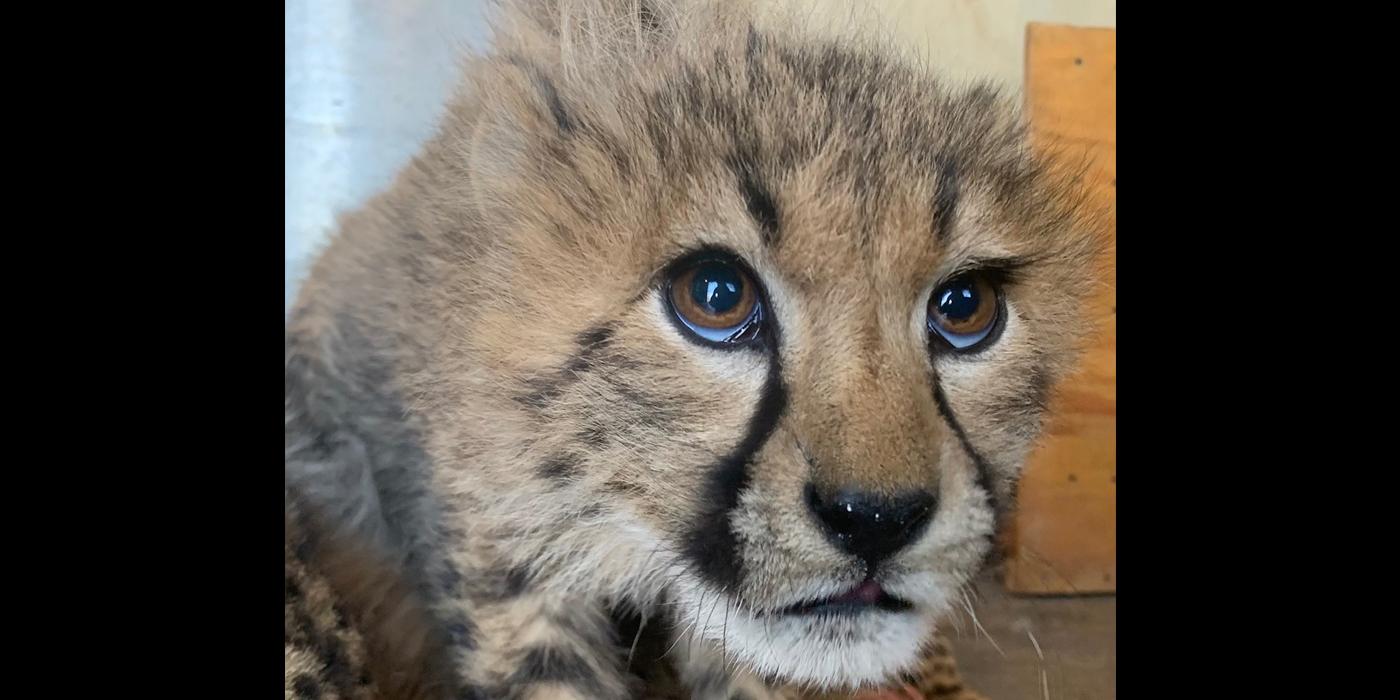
[286,0,1105,696]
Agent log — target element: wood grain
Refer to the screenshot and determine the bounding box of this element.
[1003,22,1116,595]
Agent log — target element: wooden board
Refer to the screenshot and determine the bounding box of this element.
[1003,22,1117,595]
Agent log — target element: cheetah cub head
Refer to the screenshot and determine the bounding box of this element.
[413,0,1105,690]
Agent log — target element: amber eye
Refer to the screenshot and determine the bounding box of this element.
[666,257,763,344]
[927,272,1002,351]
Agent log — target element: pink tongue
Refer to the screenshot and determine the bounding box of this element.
[833,580,883,604]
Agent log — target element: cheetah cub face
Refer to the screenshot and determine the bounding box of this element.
[416,0,1103,690]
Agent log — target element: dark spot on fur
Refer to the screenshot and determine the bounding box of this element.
[609,381,674,418]
[981,362,1051,430]
[537,455,579,482]
[602,475,640,496]
[329,602,352,629]
[508,646,600,691]
[1027,363,1051,411]
[931,682,965,694]
[533,72,574,134]
[730,156,780,243]
[445,613,478,649]
[516,379,561,410]
[516,325,615,409]
[292,674,321,698]
[933,157,960,241]
[439,561,462,594]
[575,325,613,350]
[728,693,755,700]
[586,125,634,181]
[471,563,536,602]
[315,633,357,694]
[745,25,762,68]
[503,564,533,597]
[562,327,613,378]
[577,423,611,447]
[684,356,788,589]
[287,601,318,647]
[458,686,488,700]
[637,0,662,33]
[292,532,317,565]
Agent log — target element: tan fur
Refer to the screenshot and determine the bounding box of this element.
[286,0,1105,696]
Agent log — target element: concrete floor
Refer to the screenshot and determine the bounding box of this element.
[947,571,1115,700]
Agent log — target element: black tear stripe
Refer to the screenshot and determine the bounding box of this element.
[932,156,960,242]
[932,382,1000,516]
[683,357,788,590]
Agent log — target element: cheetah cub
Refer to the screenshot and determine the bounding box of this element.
[285,0,1104,697]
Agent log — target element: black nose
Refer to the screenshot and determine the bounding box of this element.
[805,485,936,569]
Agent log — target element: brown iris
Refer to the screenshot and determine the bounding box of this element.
[668,258,760,341]
[927,272,1000,350]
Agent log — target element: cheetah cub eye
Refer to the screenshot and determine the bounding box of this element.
[664,251,768,347]
[926,270,1005,353]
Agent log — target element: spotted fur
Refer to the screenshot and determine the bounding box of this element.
[285,495,456,700]
[286,0,1105,696]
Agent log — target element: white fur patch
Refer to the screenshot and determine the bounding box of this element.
[669,577,950,690]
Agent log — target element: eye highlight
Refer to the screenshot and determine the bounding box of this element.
[927,271,1002,352]
[666,255,764,345]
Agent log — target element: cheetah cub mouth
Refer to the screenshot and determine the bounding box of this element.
[778,580,912,617]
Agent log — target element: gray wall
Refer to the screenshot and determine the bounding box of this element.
[284,0,489,311]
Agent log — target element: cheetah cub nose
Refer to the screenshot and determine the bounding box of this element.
[805,486,936,569]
